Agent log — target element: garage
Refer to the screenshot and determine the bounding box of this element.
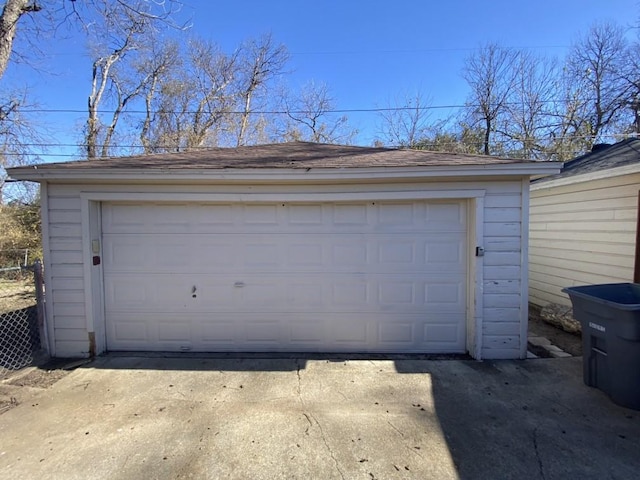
[7,141,561,359]
[102,200,467,353]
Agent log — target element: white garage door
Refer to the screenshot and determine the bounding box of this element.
[102,200,468,353]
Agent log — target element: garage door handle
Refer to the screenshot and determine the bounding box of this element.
[234,282,245,288]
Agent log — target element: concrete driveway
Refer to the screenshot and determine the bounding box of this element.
[0,356,638,479]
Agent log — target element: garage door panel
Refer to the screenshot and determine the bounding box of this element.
[112,319,147,342]
[106,312,466,353]
[103,201,466,235]
[158,321,192,342]
[332,203,368,225]
[103,234,464,274]
[424,321,466,350]
[200,320,237,343]
[105,273,464,314]
[425,283,465,306]
[377,202,416,226]
[289,321,325,342]
[103,201,468,353]
[425,202,466,228]
[378,322,416,344]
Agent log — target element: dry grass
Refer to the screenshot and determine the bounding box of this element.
[0,277,35,315]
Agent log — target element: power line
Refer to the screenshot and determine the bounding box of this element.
[43,44,572,58]
[17,105,464,114]
[1,133,633,158]
[4,134,629,150]
[16,99,599,116]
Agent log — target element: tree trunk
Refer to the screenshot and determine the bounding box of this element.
[483,118,491,156]
[0,0,40,80]
[87,55,117,158]
[237,89,253,147]
[140,76,159,153]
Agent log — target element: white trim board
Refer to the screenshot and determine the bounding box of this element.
[81,189,488,359]
[531,162,640,191]
[11,164,561,183]
[519,178,530,359]
[39,182,55,356]
[79,189,487,204]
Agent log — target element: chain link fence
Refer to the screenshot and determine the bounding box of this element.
[0,261,47,377]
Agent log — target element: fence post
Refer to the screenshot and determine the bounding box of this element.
[33,259,48,352]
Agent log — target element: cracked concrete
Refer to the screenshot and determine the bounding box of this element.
[532,426,546,480]
[0,356,639,479]
[309,412,346,480]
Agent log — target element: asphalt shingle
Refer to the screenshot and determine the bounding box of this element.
[534,138,640,184]
[18,141,541,171]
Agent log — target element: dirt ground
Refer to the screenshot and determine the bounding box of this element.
[0,358,82,415]
[528,306,583,357]
[0,277,35,314]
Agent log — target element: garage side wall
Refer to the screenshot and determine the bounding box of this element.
[43,180,527,359]
[44,184,88,356]
[482,181,526,359]
[529,173,639,308]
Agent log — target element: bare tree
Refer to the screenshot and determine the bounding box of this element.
[0,1,186,83]
[139,38,239,152]
[499,52,559,158]
[279,81,357,144]
[462,43,519,155]
[138,40,180,153]
[376,90,434,147]
[0,0,41,80]
[0,90,47,203]
[0,1,188,160]
[616,40,640,134]
[85,4,154,158]
[235,33,288,147]
[562,21,629,148]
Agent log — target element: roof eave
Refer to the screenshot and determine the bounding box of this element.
[531,162,640,191]
[7,163,562,183]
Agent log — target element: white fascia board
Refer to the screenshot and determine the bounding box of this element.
[8,162,562,183]
[531,162,640,191]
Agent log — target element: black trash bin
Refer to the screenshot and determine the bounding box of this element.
[563,283,640,410]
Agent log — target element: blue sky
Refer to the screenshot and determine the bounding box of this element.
[3,0,639,162]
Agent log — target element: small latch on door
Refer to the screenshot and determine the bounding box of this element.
[475,246,485,257]
[234,281,245,288]
[192,285,197,298]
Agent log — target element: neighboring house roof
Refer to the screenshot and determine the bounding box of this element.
[8,141,561,181]
[533,138,640,185]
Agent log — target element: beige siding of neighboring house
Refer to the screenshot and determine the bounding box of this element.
[529,172,639,308]
[43,180,527,359]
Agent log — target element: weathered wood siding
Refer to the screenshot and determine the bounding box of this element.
[45,184,87,357]
[43,179,527,359]
[529,173,639,308]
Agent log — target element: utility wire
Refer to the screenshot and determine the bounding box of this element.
[1,134,633,158]
[15,99,612,115]
[3,133,633,150]
[42,44,571,58]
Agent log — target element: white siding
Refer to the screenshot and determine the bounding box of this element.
[482,185,524,359]
[43,179,526,359]
[529,173,639,308]
[45,185,88,357]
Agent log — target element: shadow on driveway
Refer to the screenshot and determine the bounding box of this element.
[0,355,638,479]
[95,351,471,372]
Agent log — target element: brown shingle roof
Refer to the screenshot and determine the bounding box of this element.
[533,138,640,184]
[22,142,538,170]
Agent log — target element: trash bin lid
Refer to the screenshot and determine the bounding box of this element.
[562,283,640,311]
